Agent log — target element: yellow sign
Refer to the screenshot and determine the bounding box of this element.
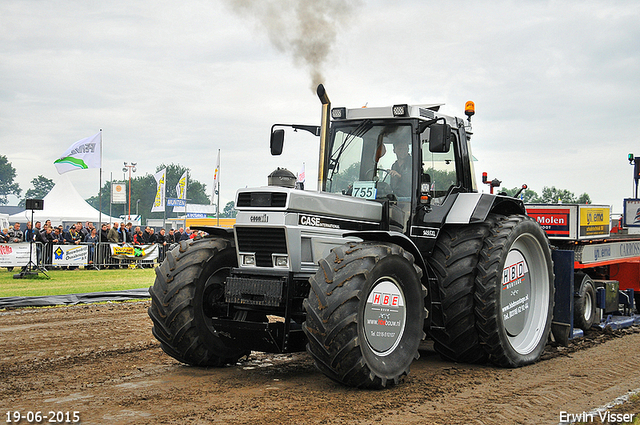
[112,246,135,256]
[579,206,610,237]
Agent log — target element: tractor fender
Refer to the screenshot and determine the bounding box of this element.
[191,226,234,239]
[444,193,525,225]
[343,230,428,278]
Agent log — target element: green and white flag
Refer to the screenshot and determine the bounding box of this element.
[54,132,101,174]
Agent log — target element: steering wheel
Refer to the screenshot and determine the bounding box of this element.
[366,167,390,183]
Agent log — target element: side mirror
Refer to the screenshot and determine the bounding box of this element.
[270,129,285,155]
[429,123,451,153]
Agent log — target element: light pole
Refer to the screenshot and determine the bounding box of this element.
[136,199,140,216]
[122,162,137,220]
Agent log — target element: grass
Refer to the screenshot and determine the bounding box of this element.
[0,267,156,297]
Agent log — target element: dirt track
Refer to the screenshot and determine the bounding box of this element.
[1,301,640,425]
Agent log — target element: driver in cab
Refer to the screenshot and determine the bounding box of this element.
[389,141,411,197]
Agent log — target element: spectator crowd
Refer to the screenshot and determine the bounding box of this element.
[1,220,201,245]
[1,220,204,268]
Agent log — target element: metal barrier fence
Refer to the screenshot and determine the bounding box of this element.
[0,241,177,270]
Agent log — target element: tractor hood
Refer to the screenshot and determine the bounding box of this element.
[235,186,383,223]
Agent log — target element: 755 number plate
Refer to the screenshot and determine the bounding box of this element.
[352,181,377,200]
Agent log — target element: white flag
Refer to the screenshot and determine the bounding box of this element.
[174,171,188,213]
[213,150,220,198]
[297,162,306,183]
[176,171,188,200]
[152,168,166,213]
[54,132,101,174]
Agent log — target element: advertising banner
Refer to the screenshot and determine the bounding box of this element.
[624,199,640,227]
[187,213,211,218]
[112,182,127,204]
[167,198,186,207]
[52,244,89,266]
[526,204,610,241]
[151,169,166,213]
[174,171,188,213]
[579,206,610,237]
[0,243,36,267]
[110,243,159,260]
[525,207,572,238]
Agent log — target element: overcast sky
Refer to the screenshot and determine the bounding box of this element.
[2,0,639,213]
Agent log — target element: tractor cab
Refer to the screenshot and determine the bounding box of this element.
[318,103,479,253]
[270,94,479,252]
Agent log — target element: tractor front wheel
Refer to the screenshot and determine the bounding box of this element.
[303,241,426,388]
[148,236,247,366]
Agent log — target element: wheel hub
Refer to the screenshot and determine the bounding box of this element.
[501,250,531,337]
[363,278,407,356]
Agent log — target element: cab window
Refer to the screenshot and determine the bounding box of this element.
[421,129,458,205]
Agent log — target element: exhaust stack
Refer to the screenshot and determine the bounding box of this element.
[316,84,330,191]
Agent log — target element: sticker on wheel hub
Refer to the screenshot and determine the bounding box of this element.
[363,279,406,356]
[501,250,531,337]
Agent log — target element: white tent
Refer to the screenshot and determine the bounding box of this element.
[9,175,120,226]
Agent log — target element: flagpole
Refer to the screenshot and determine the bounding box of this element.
[183,170,188,224]
[98,129,103,245]
[211,163,215,206]
[163,179,166,229]
[216,149,220,226]
[109,172,113,226]
[216,185,220,226]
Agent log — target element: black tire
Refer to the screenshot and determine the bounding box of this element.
[475,214,554,367]
[428,223,489,363]
[148,236,247,366]
[574,273,597,330]
[303,241,426,389]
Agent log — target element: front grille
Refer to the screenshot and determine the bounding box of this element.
[225,277,283,306]
[271,192,287,207]
[236,192,287,208]
[236,227,287,267]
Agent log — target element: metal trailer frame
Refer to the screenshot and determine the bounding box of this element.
[551,248,639,346]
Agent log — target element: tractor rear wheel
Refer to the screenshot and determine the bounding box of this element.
[303,241,426,389]
[148,236,247,366]
[475,214,554,367]
[428,223,489,363]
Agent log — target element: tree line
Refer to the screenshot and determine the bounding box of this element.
[501,186,591,204]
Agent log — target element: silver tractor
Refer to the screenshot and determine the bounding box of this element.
[149,85,554,388]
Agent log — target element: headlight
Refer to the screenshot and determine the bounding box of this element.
[331,107,346,119]
[242,254,256,266]
[274,255,289,268]
[392,104,408,117]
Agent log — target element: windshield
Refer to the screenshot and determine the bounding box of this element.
[326,122,413,201]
